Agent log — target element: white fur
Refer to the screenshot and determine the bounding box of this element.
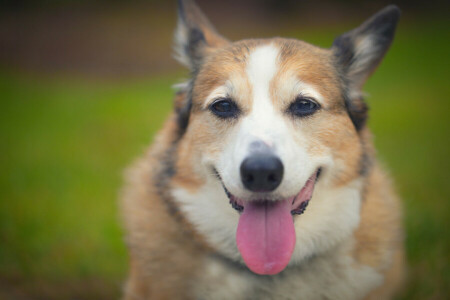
[173,43,361,262]
[277,73,325,105]
[217,45,290,198]
[349,34,379,87]
[353,35,377,72]
[172,80,191,92]
[172,177,241,261]
[296,81,325,103]
[171,43,373,298]
[172,175,363,264]
[216,44,329,200]
[173,179,380,299]
[203,84,230,108]
[290,178,363,264]
[173,18,192,68]
[195,249,382,300]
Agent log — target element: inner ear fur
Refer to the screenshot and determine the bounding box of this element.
[174,0,229,70]
[173,0,229,134]
[332,5,400,130]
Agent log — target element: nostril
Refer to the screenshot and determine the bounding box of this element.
[268,174,277,183]
[244,174,254,183]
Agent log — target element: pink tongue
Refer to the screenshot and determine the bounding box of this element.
[236,198,295,275]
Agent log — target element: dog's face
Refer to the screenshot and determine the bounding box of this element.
[194,40,346,198]
[171,0,399,275]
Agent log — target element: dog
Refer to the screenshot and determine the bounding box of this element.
[121,1,404,299]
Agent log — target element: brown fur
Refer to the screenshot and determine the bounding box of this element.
[121,116,404,300]
[121,2,404,299]
[121,115,208,299]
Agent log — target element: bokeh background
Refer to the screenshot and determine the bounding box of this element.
[1,0,449,299]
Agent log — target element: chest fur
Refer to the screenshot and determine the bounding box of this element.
[194,248,383,300]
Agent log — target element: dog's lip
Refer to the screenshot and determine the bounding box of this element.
[220,168,321,215]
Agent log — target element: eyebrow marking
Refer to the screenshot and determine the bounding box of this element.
[203,84,229,109]
[293,80,325,104]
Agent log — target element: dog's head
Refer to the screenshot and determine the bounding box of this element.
[170,0,399,275]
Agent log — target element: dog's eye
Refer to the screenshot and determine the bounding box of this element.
[288,97,320,117]
[210,98,240,119]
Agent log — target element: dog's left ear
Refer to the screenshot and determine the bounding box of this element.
[332,5,400,130]
[332,5,400,91]
[174,0,229,70]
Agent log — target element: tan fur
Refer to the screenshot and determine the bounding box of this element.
[355,155,405,299]
[122,117,404,300]
[121,115,210,299]
[122,2,404,299]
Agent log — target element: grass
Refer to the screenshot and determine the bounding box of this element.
[0,75,175,298]
[0,19,449,299]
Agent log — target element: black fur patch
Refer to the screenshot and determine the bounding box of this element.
[332,34,355,74]
[175,71,199,135]
[343,92,369,131]
[359,5,400,44]
[154,140,179,216]
[358,143,372,177]
[176,93,192,135]
[185,27,207,69]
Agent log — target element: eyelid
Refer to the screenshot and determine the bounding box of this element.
[290,95,320,108]
[286,96,321,118]
[211,97,229,105]
[297,96,320,106]
[210,97,240,111]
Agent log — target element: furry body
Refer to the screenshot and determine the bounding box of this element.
[121,1,404,299]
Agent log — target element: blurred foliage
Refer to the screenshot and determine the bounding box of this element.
[0,8,449,300]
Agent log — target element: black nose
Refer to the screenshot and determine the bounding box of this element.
[240,155,284,192]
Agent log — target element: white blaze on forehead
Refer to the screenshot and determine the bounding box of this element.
[246,44,279,99]
[244,44,280,145]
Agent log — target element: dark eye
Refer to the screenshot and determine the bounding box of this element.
[210,98,240,119]
[288,97,320,117]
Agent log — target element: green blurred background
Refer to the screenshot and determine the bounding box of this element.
[0,0,449,299]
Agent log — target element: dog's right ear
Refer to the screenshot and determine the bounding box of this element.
[174,0,229,70]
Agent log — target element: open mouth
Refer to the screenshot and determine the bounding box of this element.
[219,168,321,276]
[223,168,321,215]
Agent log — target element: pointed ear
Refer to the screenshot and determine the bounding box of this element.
[332,5,400,91]
[174,0,229,70]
